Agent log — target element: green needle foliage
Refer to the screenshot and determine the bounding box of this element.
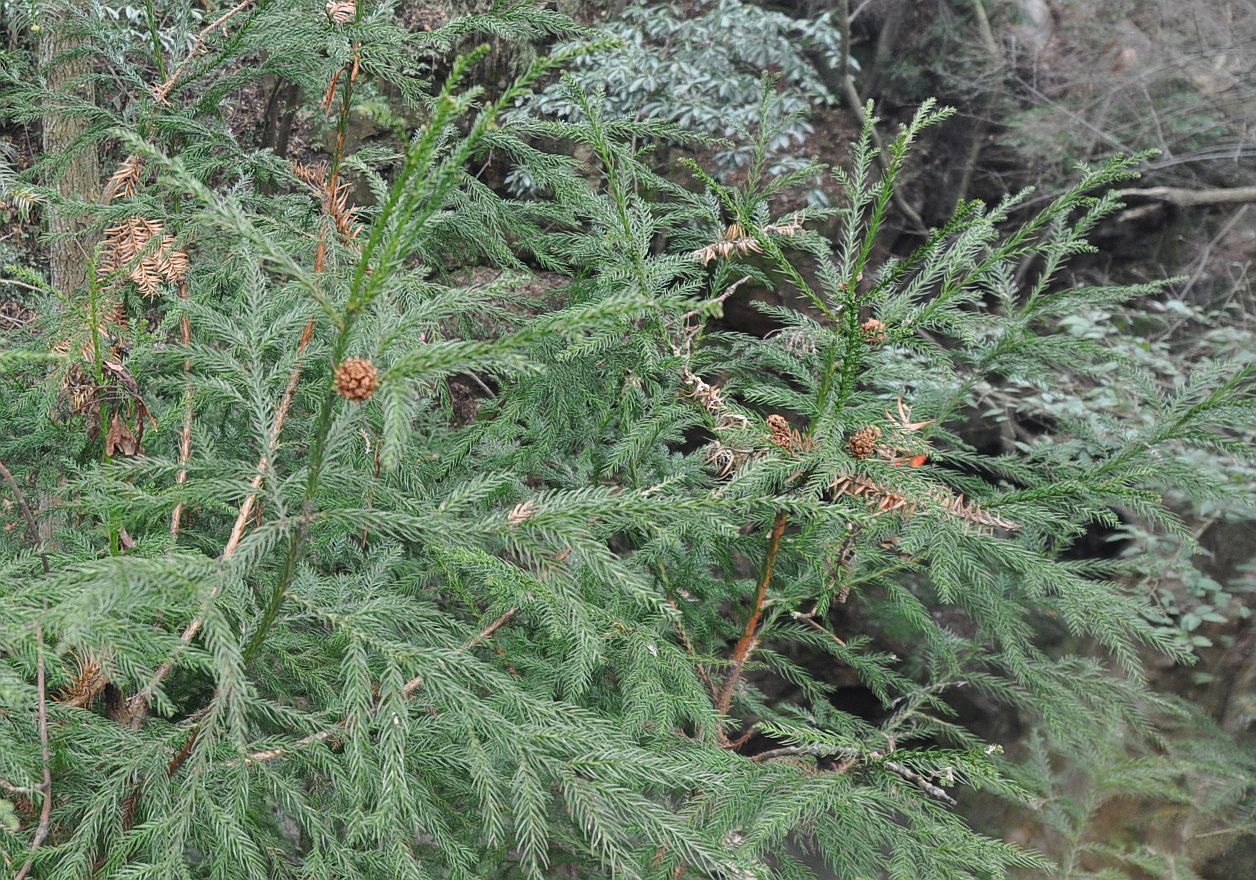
[1,2,1253,878]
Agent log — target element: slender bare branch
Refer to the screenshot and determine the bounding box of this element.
[170,281,193,536]
[402,607,518,696]
[751,744,957,804]
[14,628,53,880]
[0,461,50,575]
[150,0,256,104]
[791,610,847,648]
[882,758,957,804]
[0,779,42,796]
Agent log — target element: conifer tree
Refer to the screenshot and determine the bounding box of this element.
[1,2,1253,878]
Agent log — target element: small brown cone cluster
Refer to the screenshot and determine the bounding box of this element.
[766,413,814,456]
[860,318,887,346]
[847,425,882,459]
[766,414,794,450]
[335,357,380,402]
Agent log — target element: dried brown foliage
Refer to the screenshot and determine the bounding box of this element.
[101,155,143,205]
[56,653,109,708]
[294,160,363,243]
[831,471,1020,532]
[690,219,805,265]
[100,217,189,299]
[325,0,355,25]
[508,498,538,526]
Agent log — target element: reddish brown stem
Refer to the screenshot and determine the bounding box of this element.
[170,282,193,536]
[165,727,201,778]
[715,511,787,734]
[315,45,360,274]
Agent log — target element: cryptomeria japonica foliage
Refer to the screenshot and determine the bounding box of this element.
[1,1,1253,878]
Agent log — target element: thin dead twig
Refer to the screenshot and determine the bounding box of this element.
[402,607,518,696]
[170,281,193,536]
[750,744,957,803]
[0,460,50,575]
[1116,185,1256,208]
[151,0,257,104]
[791,610,847,648]
[882,758,957,804]
[14,628,52,880]
[0,779,42,796]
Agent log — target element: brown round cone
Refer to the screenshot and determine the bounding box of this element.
[848,425,882,459]
[335,357,380,402]
[860,318,887,345]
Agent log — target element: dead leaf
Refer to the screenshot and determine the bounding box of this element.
[106,412,140,457]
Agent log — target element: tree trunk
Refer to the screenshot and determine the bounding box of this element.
[40,3,100,296]
[866,0,910,99]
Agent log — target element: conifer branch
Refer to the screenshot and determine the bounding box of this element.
[240,43,554,664]
[118,319,318,835]
[130,317,315,719]
[314,43,362,272]
[716,511,787,739]
[239,607,519,766]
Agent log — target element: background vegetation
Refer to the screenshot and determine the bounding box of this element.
[0,1,1253,877]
